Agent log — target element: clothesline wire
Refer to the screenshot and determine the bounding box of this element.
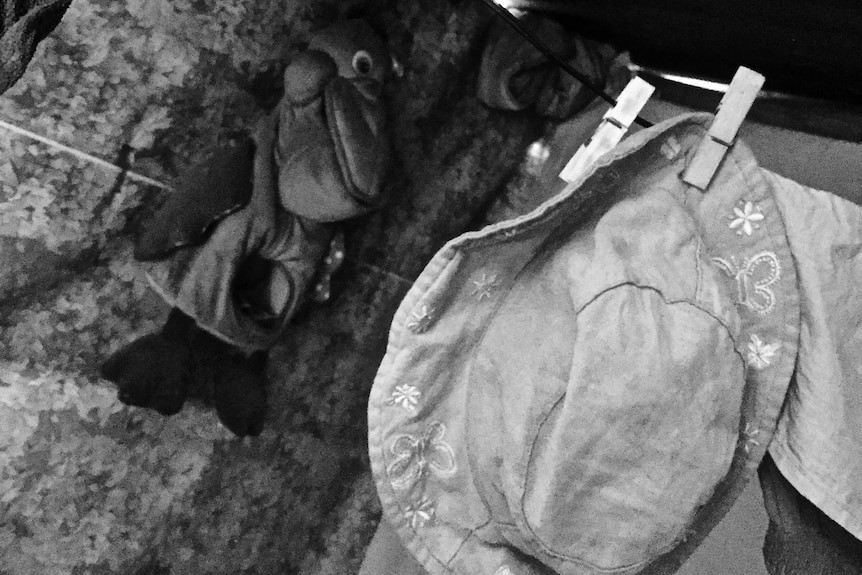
[478,0,654,128]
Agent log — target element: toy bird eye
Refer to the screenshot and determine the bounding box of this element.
[352,50,374,75]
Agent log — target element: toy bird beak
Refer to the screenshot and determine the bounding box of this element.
[283,49,338,105]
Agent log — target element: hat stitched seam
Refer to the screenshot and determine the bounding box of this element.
[458,115,714,252]
[572,281,742,344]
[517,283,745,572]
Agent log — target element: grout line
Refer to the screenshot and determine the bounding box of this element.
[352,260,414,288]
[0,119,171,189]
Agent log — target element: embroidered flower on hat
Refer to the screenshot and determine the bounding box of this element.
[388,422,456,489]
[711,251,781,315]
[404,496,436,530]
[741,422,762,454]
[660,135,682,160]
[728,200,765,236]
[406,304,435,334]
[387,384,421,414]
[472,272,499,301]
[747,334,781,369]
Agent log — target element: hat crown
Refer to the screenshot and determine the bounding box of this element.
[468,161,745,570]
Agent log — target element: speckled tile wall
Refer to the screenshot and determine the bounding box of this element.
[0,0,541,572]
[0,1,300,569]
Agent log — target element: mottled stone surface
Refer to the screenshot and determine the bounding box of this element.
[0,0,72,94]
[0,0,542,573]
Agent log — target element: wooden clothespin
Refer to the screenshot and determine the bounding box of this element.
[682,66,765,190]
[559,76,655,183]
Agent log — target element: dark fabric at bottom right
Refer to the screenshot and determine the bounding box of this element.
[759,454,862,574]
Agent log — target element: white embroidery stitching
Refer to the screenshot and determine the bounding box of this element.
[711,251,781,315]
[387,422,456,489]
[494,566,515,575]
[728,200,765,236]
[406,304,435,334]
[404,497,435,530]
[387,384,421,414]
[747,334,781,369]
[472,272,499,301]
[741,422,762,454]
[660,135,682,160]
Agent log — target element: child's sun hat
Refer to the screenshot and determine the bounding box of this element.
[368,113,802,575]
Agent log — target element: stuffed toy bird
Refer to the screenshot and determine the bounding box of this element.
[102,20,392,436]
